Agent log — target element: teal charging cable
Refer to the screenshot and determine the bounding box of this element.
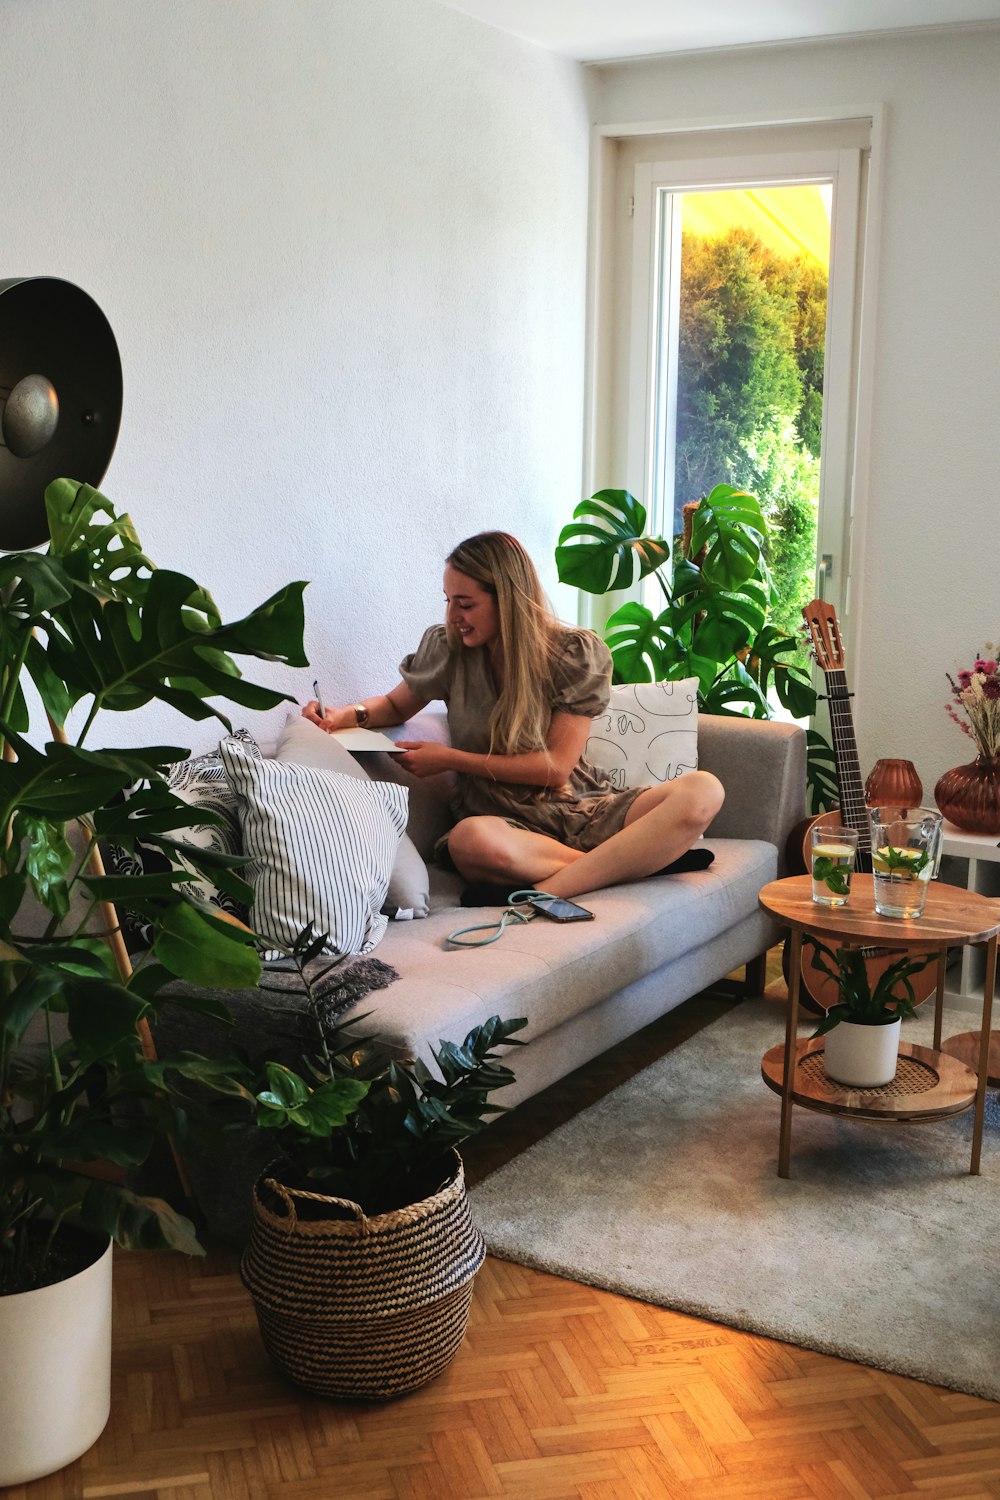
[445,890,556,948]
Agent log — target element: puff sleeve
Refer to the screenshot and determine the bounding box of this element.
[399,624,454,703]
[550,629,613,718]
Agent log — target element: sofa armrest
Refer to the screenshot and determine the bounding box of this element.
[697,715,806,873]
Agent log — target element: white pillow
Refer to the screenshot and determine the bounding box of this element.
[275,714,430,920]
[585,679,699,789]
[220,741,408,960]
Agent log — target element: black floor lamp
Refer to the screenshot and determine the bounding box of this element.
[0,276,122,549]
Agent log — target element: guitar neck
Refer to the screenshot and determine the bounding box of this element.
[823,667,873,867]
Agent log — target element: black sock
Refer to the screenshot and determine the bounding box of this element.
[652,847,715,876]
[460,881,530,908]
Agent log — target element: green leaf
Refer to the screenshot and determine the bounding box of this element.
[690,485,768,589]
[44,479,155,607]
[42,571,308,726]
[153,901,261,988]
[66,980,148,1065]
[604,602,686,683]
[806,729,839,816]
[556,491,670,594]
[78,1179,205,1256]
[812,855,851,896]
[0,967,69,1041]
[0,733,190,824]
[18,814,74,920]
[23,635,74,728]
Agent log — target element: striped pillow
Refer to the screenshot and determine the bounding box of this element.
[220,742,408,960]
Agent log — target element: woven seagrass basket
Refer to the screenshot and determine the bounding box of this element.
[240,1150,485,1400]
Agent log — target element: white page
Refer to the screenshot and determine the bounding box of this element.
[327,726,403,752]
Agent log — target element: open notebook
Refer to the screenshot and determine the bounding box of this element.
[326,726,403,752]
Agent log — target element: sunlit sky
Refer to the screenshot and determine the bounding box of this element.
[681,184,832,265]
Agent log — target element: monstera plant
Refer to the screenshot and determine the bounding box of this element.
[556,485,835,810]
[0,477,308,1295]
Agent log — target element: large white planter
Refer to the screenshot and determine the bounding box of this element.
[0,1235,113,1486]
[823,1016,902,1088]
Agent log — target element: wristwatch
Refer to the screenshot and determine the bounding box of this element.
[353,704,370,727]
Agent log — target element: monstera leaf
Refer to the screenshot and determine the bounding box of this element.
[556,491,670,594]
[689,484,771,590]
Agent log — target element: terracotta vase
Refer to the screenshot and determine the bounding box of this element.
[933,754,1000,836]
[864,758,922,808]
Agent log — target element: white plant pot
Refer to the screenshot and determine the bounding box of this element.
[823,1016,902,1088]
[0,1235,113,1486]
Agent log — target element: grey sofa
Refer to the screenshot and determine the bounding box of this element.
[353,710,806,1109]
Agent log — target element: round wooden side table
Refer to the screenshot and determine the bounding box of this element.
[758,873,1000,1178]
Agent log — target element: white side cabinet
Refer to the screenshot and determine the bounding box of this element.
[939,824,1000,1010]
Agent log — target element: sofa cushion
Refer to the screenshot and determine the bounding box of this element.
[220,740,408,960]
[585,679,699,789]
[361,835,777,1090]
[275,713,430,920]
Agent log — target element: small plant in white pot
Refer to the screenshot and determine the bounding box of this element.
[804,940,936,1087]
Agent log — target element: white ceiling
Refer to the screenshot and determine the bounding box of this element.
[432,0,1000,62]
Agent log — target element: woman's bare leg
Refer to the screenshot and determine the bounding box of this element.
[445,770,724,897]
[446,816,585,887]
[542,772,724,899]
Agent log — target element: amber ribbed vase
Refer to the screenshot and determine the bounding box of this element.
[933,755,1000,835]
[864,758,922,808]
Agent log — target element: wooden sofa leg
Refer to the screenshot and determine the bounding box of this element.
[742,950,768,998]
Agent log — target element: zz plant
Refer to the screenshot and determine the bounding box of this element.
[0,478,307,1292]
[246,930,527,1215]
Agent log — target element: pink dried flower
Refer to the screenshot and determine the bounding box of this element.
[946,644,1000,758]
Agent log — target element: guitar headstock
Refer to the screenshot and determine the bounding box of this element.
[802,598,844,675]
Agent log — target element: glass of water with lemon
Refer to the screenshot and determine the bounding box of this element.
[810,824,859,906]
[868,806,944,918]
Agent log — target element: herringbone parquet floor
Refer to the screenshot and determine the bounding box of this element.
[10,981,1000,1500]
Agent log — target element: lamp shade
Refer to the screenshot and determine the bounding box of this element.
[0,277,122,549]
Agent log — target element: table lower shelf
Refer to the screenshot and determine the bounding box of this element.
[761,1039,978,1121]
[939,1030,1000,1087]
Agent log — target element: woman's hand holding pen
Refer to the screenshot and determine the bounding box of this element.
[301,699,353,732]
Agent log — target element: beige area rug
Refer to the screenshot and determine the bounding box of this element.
[469,999,1000,1401]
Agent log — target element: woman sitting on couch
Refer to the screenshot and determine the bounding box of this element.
[302,531,722,900]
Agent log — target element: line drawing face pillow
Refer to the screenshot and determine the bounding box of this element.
[584,679,699,789]
[275,714,430,920]
[220,740,408,961]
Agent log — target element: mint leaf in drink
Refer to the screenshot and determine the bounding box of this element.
[813,855,851,895]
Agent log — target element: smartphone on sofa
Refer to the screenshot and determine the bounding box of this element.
[527,894,594,923]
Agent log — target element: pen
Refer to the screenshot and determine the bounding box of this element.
[313,679,326,717]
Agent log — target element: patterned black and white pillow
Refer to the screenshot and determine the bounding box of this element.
[219,739,408,961]
[105,729,262,947]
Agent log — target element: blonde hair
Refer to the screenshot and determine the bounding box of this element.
[445,532,559,758]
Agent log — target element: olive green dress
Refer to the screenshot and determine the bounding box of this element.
[399,624,645,853]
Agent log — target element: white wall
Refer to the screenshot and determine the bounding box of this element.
[589,26,1000,800]
[2,0,589,751]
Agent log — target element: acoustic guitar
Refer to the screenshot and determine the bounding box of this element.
[784,598,937,1011]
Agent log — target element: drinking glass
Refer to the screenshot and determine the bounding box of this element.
[868,806,943,918]
[810,824,859,906]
